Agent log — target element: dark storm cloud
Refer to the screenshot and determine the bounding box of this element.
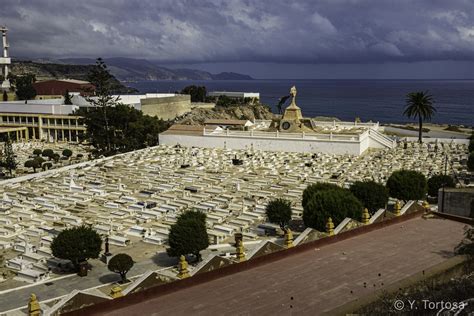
[2,0,474,64]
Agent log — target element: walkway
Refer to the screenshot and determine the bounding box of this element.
[102,217,467,315]
[0,253,174,312]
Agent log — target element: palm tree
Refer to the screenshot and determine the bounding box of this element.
[403,91,436,143]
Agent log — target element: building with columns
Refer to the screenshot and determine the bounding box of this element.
[0,100,85,142]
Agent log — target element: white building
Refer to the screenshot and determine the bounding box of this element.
[0,26,11,91]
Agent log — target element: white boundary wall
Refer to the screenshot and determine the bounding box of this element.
[160,131,371,155]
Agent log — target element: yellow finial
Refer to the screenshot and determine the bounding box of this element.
[284,228,294,248]
[28,293,41,316]
[177,255,190,279]
[394,200,401,216]
[326,217,334,236]
[422,200,430,211]
[362,208,370,225]
[236,239,246,262]
[110,286,123,299]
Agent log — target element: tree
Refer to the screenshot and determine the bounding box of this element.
[108,253,134,283]
[42,162,52,171]
[87,58,119,153]
[50,225,102,270]
[77,103,169,156]
[2,91,7,101]
[33,149,42,156]
[403,91,436,143]
[303,188,364,231]
[1,138,17,177]
[52,153,60,163]
[302,182,342,208]
[42,149,54,160]
[167,210,209,261]
[24,159,40,172]
[350,181,389,214]
[180,85,207,102]
[265,198,292,229]
[386,170,427,201]
[15,74,37,101]
[82,58,170,156]
[468,152,474,171]
[427,175,455,197]
[62,149,73,159]
[33,156,45,166]
[64,89,73,105]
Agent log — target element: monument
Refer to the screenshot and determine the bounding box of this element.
[0,26,11,91]
[279,86,304,132]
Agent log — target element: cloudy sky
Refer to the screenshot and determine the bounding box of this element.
[2,0,474,78]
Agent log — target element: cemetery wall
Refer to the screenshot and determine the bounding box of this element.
[141,95,191,120]
[438,188,474,218]
[159,133,367,155]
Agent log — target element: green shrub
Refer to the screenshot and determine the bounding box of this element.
[62,149,73,158]
[51,225,102,270]
[33,149,42,156]
[386,170,427,201]
[302,187,363,231]
[302,183,342,208]
[108,253,134,283]
[42,149,54,160]
[350,181,389,214]
[427,175,455,197]
[167,210,209,261]
[265,198,292,229]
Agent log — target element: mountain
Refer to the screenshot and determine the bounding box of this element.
[57,57,253,81]
[10,60,137,93]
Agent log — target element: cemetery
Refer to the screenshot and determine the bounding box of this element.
[0,139,470,292]
[0,141,91,178]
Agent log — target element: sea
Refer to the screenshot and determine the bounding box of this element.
[127,79,474,126]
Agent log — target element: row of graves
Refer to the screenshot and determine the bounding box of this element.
[0,142,470,286]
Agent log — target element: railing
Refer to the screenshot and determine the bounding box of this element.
[203,128,362,142]
[311,120,380,129]
[368,129,396,148]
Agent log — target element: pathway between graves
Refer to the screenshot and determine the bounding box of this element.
[0,253,175,312]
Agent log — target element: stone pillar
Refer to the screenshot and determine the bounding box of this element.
[284,228,294,248]
[235,239,245,262]
[361,208,370,225]
[109,286,123,299]
[422,200,430,212]
[394,200,401,216]
[326,217,334,236]
[28,293,41,316]
[177,255,190,279]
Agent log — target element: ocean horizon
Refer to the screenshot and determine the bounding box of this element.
[128,79,474,126]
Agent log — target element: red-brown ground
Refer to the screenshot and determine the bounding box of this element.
[101,217,466,315]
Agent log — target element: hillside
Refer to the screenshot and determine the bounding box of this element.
[10,60,136,93]
[176,103,274,125]
[58,57,254,81]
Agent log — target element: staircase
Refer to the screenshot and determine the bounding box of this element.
[368,129,396,149]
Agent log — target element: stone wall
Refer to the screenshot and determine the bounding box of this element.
[141,95,191,120]
[438,188,474,218]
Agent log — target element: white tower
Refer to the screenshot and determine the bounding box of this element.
[0,26,11,91]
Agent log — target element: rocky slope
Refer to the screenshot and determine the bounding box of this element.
[10,60,136,93]
[176,103,275,125]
